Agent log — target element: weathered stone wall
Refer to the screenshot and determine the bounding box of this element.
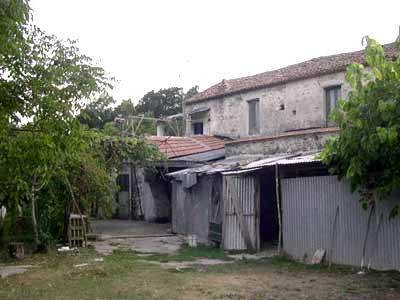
[225,129,339,157]
[184,72,350,138]
[137,168,171,222]
[118,165,171,222]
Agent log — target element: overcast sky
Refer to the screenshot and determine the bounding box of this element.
[30,0,400,103]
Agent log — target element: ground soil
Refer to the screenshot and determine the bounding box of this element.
[0,247,399,300]
[1,222,399,299]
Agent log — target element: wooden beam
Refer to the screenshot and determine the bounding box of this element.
[228,176,255,252]
[222,177,227,249]
[255,176,260,251]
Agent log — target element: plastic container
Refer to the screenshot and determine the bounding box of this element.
[187,234,198,248]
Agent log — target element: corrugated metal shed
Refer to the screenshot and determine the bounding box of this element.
[281,175,400,271]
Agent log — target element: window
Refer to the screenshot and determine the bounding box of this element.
[192,122,204,135]
[325,85,341,124]
[117,174,129,192]
[248,99,260,135]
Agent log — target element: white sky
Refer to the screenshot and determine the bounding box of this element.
[31,0,400,103]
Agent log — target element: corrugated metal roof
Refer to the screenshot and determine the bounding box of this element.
[167,165,214,178]
[168,153,321,178]
[221,168,261,175]
[189,107,210,115]
[274,153,320,165]
[222,153,320,175]
[171,148,225,162]
[245,155,290,168]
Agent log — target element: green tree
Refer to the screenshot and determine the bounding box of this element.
[114,99,136,119]
[78,98,136,130]
[77,95,116,129]
[136,87,183,118]
[0,24,111,245]
[184,85,199,102]
[131,86,198,136]
[0,0,30,121]
[77,87,198,136]
[0,1,164,247]
[321,38,400,217]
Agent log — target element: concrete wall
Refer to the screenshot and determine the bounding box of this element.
[118,164,171,222]
[137,168,171,222]
[185,72,350,138]
[225,129,338,157]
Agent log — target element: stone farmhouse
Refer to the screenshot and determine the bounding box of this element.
[118,43,400,270]
[184,43,397,156]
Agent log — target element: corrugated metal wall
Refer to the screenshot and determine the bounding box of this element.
[281,175,400,270]
[223,175,259,250]
[171,175,215,243]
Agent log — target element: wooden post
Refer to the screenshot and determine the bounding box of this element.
[329,205,340,267]
[222,176,227,249]
[255,175,260,251]
[31,190,39,247]
[361,204,375,269]
[275,164,282,255]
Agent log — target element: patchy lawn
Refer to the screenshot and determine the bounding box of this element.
[0,246,400,300]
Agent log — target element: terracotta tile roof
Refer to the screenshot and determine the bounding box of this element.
[148,135,225,159]
[226,127,340,145]
[188,43,398,103]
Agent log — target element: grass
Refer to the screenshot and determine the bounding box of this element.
[137,244,228,262]
[0,246,399,299]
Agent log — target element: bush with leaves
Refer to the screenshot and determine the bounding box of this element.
[321,38,400,218]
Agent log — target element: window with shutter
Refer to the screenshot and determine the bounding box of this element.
[248,99,260,135]
[325,85,341,126]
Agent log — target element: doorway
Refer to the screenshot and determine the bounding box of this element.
[116,174,130,219]
[259,170,279,248]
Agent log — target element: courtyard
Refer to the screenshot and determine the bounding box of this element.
[1,240,399,300]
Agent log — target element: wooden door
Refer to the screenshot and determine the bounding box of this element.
[223,174,260,251]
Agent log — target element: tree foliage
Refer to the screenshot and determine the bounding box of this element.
[78,86,198,136]
[184,85,199,102]
[0,1,163,246]
[77,94,116,129]
[321,38,400,217]
[136,87,183,118]
[0,0,30,120]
